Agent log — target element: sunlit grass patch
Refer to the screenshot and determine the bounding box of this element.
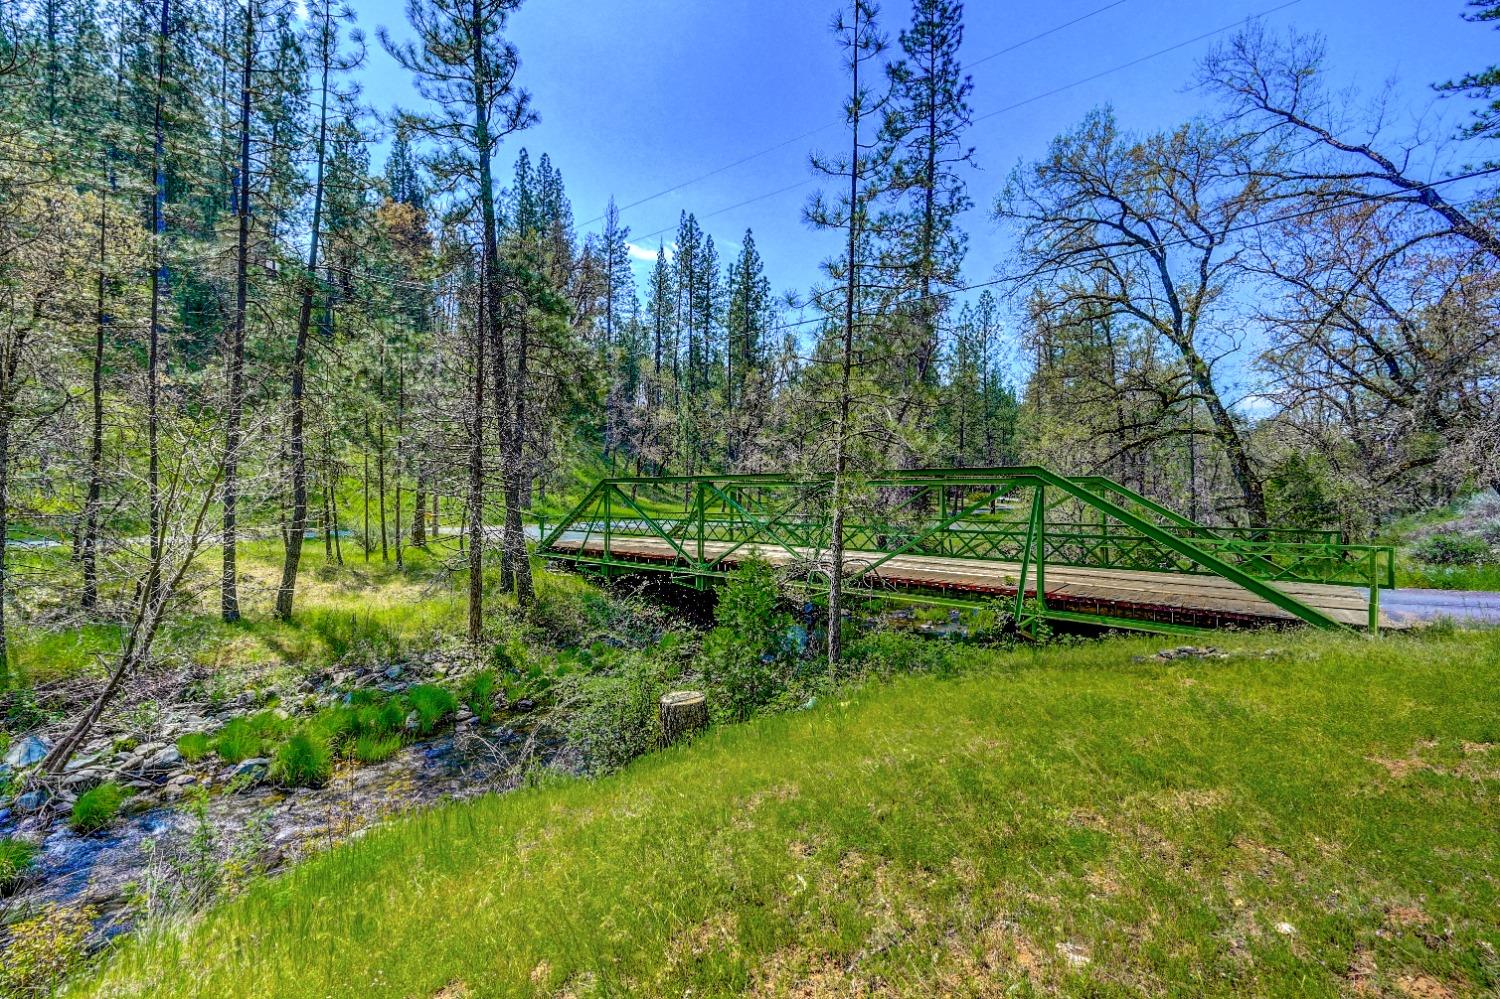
[71,629,1500,998]
[4,622,123,687]
[69,782,129,835]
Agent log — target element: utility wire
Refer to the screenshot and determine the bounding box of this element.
[970,0,1302,127]
[585,0,1302,257]
[757,164,1500,346]
[578,0,1136,229]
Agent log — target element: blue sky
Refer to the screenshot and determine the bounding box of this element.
[354,0,1494,316]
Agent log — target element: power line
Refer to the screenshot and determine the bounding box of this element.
[579,0,1136,229]
[969,0,1133,72]
[595,0,1309,321]
[757,164,1500,346]
[588,0,1302,254]
[628,179,816,249]
[970,0,1302,127]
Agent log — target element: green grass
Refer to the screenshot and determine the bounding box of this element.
[73,629,1500,997]
[405,684,457,735]
[462,669,499,724]
[4,621,125,687]
[5,542,470,689]
[213,710,289,764]
[1397,561,1500,591]
[269,731,333,788]
[351,733,403,764]
[69,782,128,835]
[175,732,213,762]
[0,838,37,893]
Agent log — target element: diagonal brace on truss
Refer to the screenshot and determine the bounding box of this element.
[606,483,696,567]
[844,484,1019,587]
[702,481,826,569]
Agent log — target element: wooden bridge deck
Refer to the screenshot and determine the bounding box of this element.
[548,534,1390,630]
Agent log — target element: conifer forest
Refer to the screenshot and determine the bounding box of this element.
[1,1,1499,995]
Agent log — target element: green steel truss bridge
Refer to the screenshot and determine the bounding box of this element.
[538,467,1396,637]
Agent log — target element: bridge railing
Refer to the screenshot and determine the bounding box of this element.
[538,468,1395,633]
[552,514,1393,589]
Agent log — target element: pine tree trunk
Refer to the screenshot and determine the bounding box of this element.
[506,323,533,606]
[223,0,253,623]
[493,307,513,595]
[377,420,388,562]
[828,0,862,668]
[362,445,370,562]
[329,471,343,565]
[322,472,334,560]
[0,412,9,686]
[82,177,108,611]
[467,285,486,643]
[275,5,332,619]
[145,0,169,605]
[394,359,405,571]
[411,472,427,546]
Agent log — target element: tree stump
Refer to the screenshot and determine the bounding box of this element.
[659,690,708,746]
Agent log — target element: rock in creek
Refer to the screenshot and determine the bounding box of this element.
[5,734,50,768]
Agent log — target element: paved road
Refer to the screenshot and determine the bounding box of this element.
[1380,588,1500,627]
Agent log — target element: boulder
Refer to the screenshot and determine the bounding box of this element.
[228,757,269,783]
[4,734,50,768]
[14,789,49,812]
[58,768,108,791]
[142,746,182,773]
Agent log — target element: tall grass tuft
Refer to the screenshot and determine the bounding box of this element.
[269,731,332,788]
[175,731,213,762]
[463,669,499,724]
[213,711,288,763]
[307,610,399,663]
[352,733,402,764]
[0,837,37,893]
[405,684,457,735]
[70,782,129,834]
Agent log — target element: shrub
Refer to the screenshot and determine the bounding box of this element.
[406,684,457,735]
[175,732,213,762]
[352,734,402,764]
[463,669,499,723]
[1411,533,1491,565]
[528,567,613,640]
[0,904,94,996]
[702,559,793,721]
[71,782,129,834]
[558,653,670,775]
[269,731,332,788]
[845,631,960,678]
[0,838,38,894]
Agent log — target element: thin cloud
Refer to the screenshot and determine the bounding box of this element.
[626,241,673,262]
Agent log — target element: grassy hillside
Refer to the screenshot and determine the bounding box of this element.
[72,629,1500,998]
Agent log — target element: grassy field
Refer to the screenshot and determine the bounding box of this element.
[70,628,1500,998]
[5,541,472,689]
